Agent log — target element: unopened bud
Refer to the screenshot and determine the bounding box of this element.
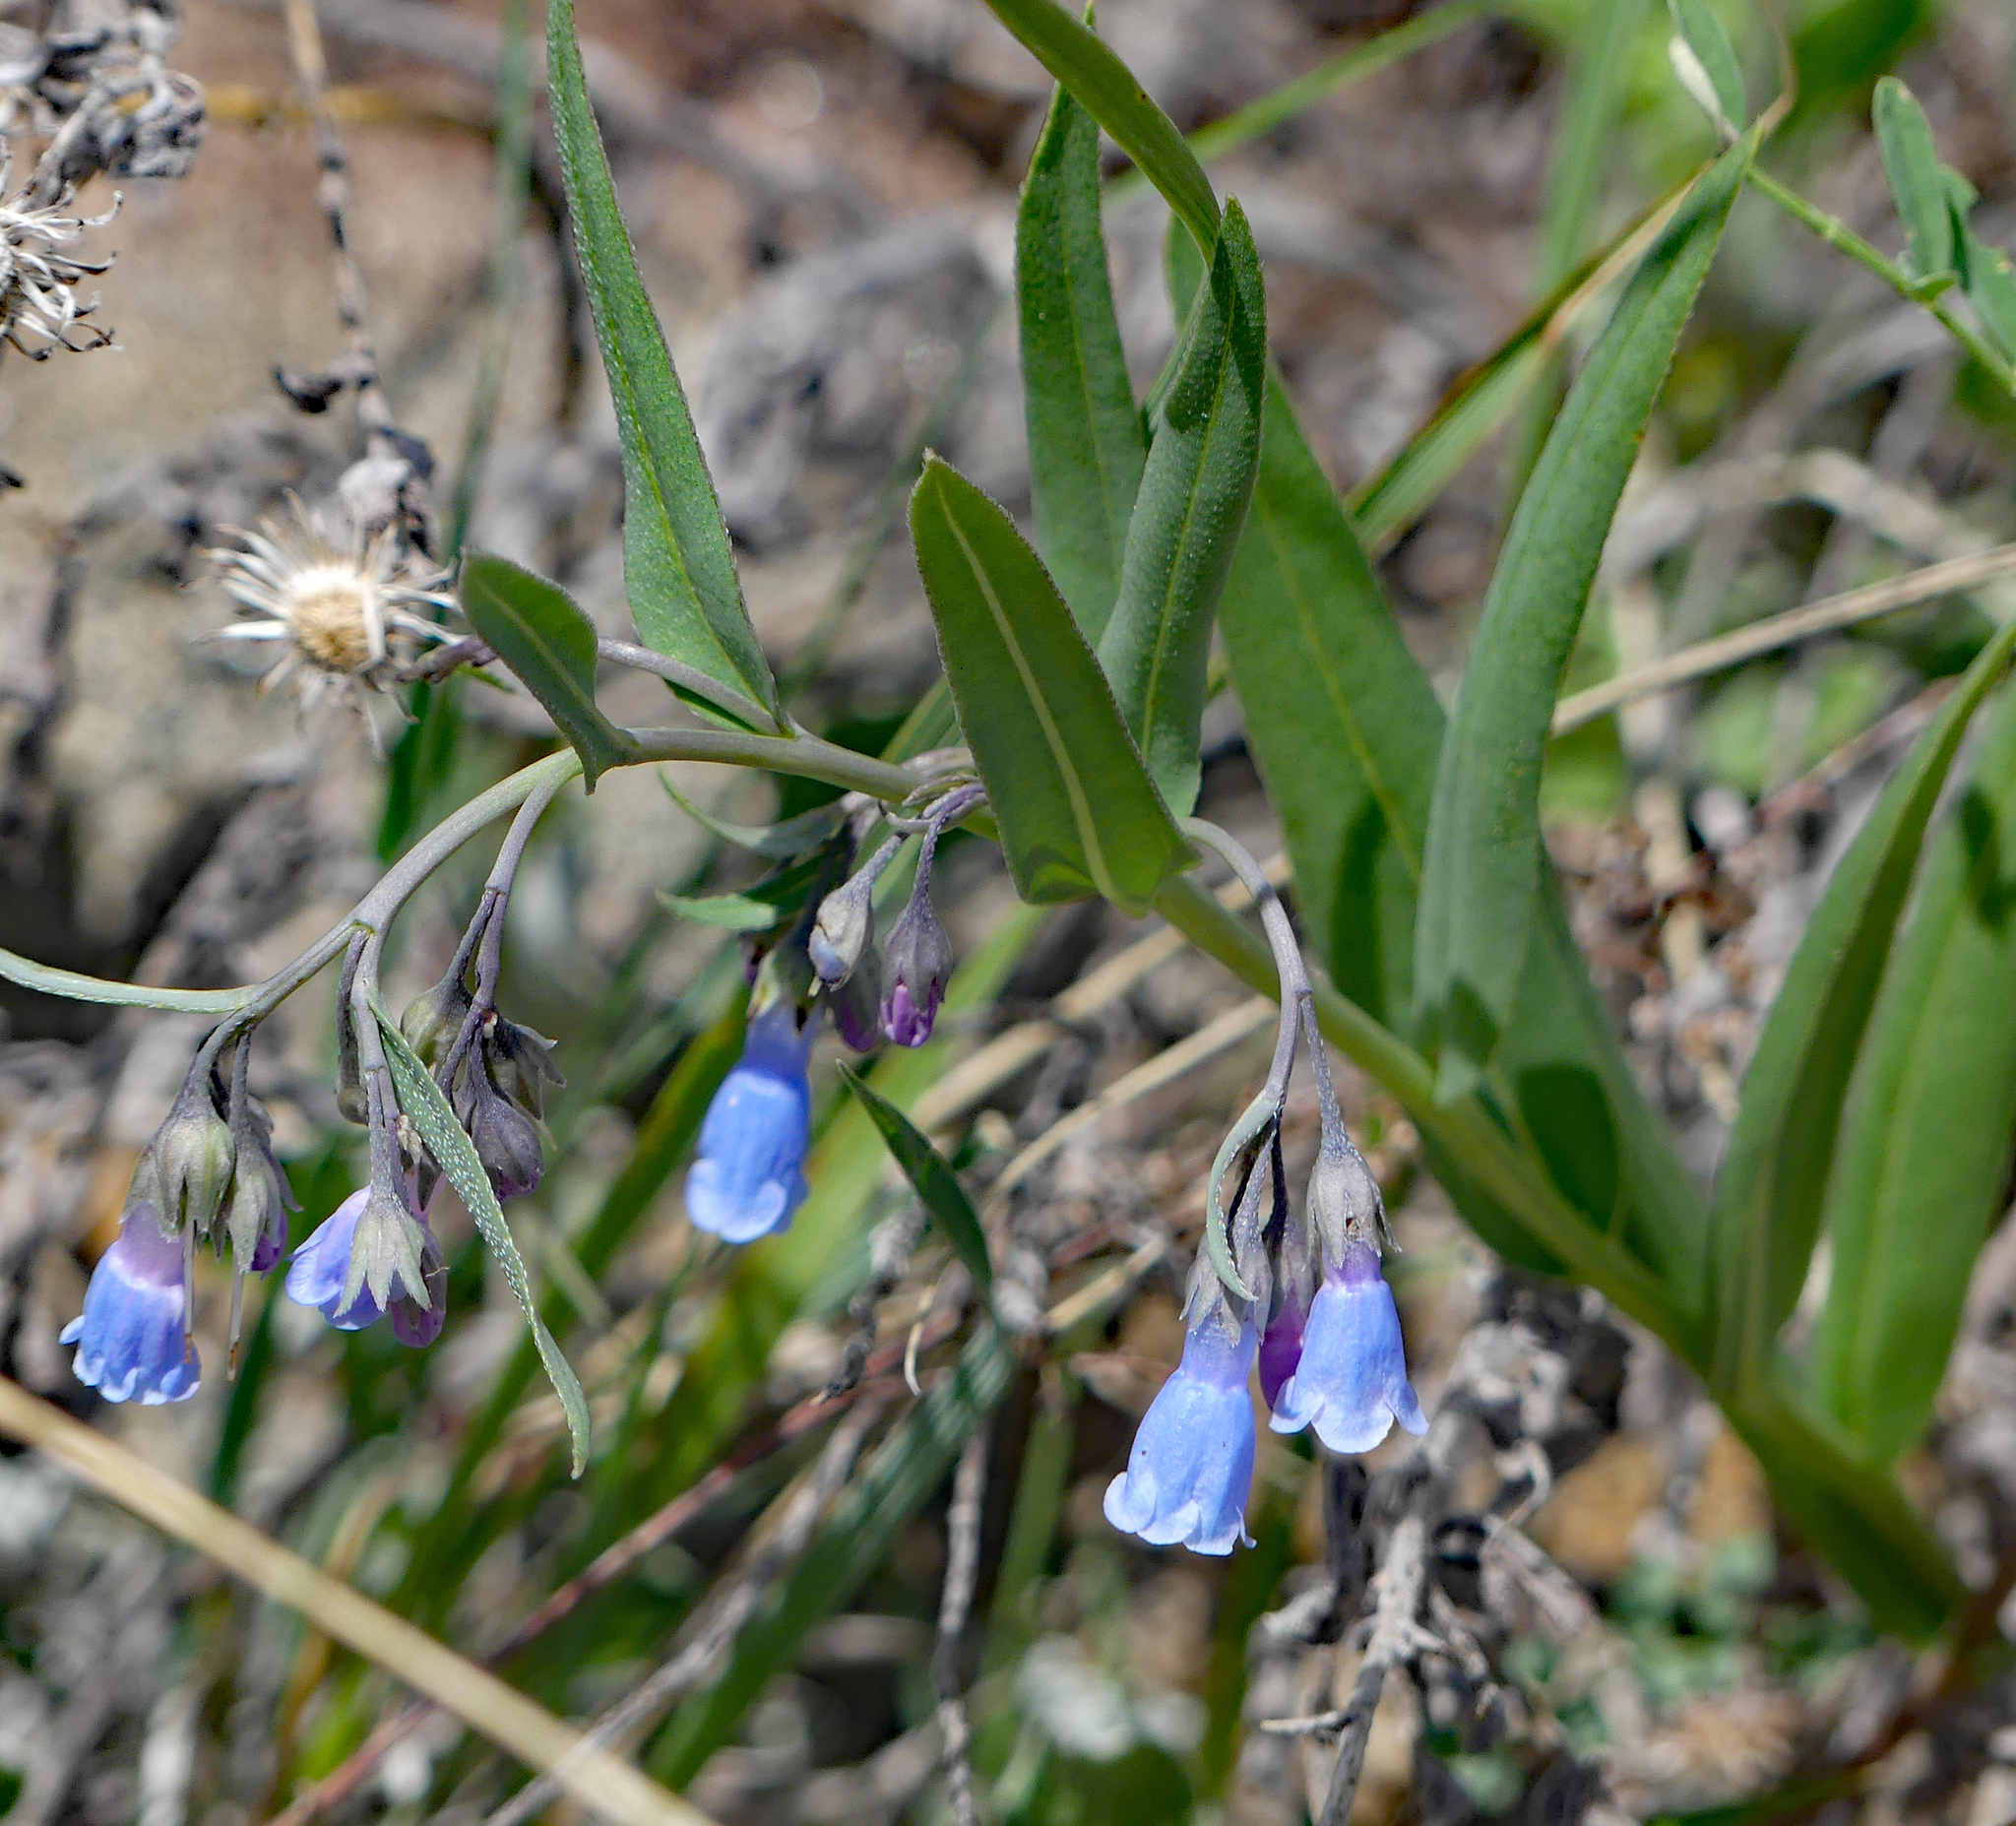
[880,891,953,1048]
[463,1077,544,1200]
[827,945,885,1053]
[401,974,472,1071]
[226,1110,298,1273]
[810,837,899,986]
[152,1086,237,1237]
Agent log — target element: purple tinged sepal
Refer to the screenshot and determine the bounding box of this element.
[686,999,814,1243]
[225,1099,298,1274]
[486,1017,563,1119]
[400,973,472,1071]
[285,1182,446,1346]
[810,873,876,988]
[1268,1241,1425,1455]
[880,894,952,1048]
[1103,1309,1259,1555]
[60,1201,200,1405]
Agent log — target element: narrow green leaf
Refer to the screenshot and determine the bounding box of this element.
[372,1001,592,1476]
[459,553,637,790]
[1018,72,1147,641]
[1098,200,1266,815]
[1221,370,1436,1024]
[1810,685,2016,1461]
[979,0,1220,253]
[1666,0,1745,135]
[658,773,843,858]
[1957,222,2016,363]
[1873,77,1954,283]
[546,0,782,725]
[910,455,1187,914]
[650,1323,1014,1786]
[839,1065,993,1292]
[1414,134,1753,1099]
[659,892,782,932]
[1220,376,1710,1312]
[1711,612,2016,1395]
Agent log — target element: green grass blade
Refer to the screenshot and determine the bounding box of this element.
[546,0,782,726]
[1810,684,2016,1461]
[1414,133,1753,1100]
[839,1064,993,1293]
[648,1323,1014,1786]
[373,998,593,1477]
[1098,200,1265,815]
[1018,71,1146,642]
[1711,613,2016,1395]
[910,456,1187,913]
[460,553,639,790]
[979,0,1219,252]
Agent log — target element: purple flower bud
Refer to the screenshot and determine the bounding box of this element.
[460,1074,544,1201]
[225,1101,298,1273]
[880,894,952,1048]
[1102,1311,1259,1555]
[59,1201,200,1405]
[1258,1284,1307,1412]
[285,1183,446,1347]
[1267,1241,1425,1455]
[826,946,885,1053]
[686,999,814,1244]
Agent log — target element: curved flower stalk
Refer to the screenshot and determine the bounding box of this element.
[60,1201,200,1406]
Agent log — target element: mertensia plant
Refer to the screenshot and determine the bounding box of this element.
[13,0,2016,1763]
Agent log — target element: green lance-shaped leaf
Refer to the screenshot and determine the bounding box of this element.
[545,0,782,728]
[459,553,638,790]
[1710,612,2016,1397]
[1413,132,1753,1101]
[839,1065,993,1293]
[372,1000,592,1477]
[1097,199,1266,815]
[650,1323,1013,1786]
[1017,70,1146,642]
[1956,220,2016,364]
[1873,77,1955,285]
[979,0,1219,254]
[1810,685,2016,1462]
[1219,376,1711,1313]
[1666,0,1745,137]
[909,455,1187,915]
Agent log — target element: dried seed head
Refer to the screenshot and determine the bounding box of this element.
[0,156,116,357]
[206,498,455,724]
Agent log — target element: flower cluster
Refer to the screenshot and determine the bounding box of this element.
[1103,855,1426,1556]
[61,1035,296,1405]
[810,785,980,1053]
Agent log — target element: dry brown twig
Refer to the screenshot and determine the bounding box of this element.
[932,1426,990,1826]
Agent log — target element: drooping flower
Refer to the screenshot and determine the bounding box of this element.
[685,999,814,1244]
[60,1201,200,1405]
[285,1182,446,1348]
[826,945,885,1053]
[1103,1309,1260,1555]
[1268,1240,1425,1455]
[207,498,454,723]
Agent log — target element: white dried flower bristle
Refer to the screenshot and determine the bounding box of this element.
[0,154,117,357]
[207,498,456,723]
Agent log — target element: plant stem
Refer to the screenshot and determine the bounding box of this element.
[1748,166,2016,395]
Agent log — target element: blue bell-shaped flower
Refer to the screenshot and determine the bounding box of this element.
[1268,1239,1425,1454]
[61,1200,200,1405]
[685,999,815,1243]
